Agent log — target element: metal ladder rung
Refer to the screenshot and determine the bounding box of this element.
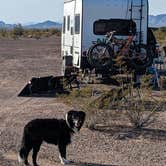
[132,5,144,8]
[136,31,144,34]
[133,17,144,20]
[133,19,141,21]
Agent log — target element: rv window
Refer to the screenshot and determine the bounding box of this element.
[75,14,80,34]
[71,27,74,35]
[63,16,66,34]
[67,15,70,31]
[94,22,107,34]
[93,19,136,36]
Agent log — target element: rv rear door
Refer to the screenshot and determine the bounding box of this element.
[72,0,82,68]
[62,0,75,63]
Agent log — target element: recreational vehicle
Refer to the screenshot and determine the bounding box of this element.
[19,0,158,97]
[62,0,155,75]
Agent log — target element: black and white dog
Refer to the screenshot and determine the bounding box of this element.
[18,110,86,166]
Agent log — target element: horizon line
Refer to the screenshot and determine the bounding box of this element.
[1,13,166,25]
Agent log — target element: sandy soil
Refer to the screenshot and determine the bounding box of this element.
[0,36,165,166]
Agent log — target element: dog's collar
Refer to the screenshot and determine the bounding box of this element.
[65,113,78,133]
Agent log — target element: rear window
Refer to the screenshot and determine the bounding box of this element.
[93,19,136,36]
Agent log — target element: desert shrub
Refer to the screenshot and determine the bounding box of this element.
[115,85,162,129]
[58,80,159,129]
[89,87,126,109]
[159,27,166,32]
[153,28,166,45]
[11,24,24,38]
[49,28,61,36]
[0,28,8,38]
[22,28,61,38]
[0,26,61,39]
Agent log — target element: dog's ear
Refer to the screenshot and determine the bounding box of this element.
[66,110,76,123]
[78,111,86,121]
[77,111,86,130]
[67,110,76,118]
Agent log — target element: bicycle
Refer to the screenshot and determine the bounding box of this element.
[87,31,154,71]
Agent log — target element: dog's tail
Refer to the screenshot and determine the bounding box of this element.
[18,129,31,166]
[18,147,26,165]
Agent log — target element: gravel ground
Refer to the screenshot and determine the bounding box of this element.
[0,36,166,166]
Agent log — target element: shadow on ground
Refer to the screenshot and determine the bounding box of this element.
[72,161,119,166]
[92,125,166,141]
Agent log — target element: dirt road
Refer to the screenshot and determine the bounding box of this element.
[0,36,165,166]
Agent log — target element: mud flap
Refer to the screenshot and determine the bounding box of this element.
[18,75,79,97]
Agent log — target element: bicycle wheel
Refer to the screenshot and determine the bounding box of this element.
[87,43,114,70]
[130,44,154,71]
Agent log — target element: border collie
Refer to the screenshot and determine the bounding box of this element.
[18,110,86,166]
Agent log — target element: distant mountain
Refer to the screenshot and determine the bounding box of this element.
[0,20,62,29]
[0,21,16,29]
[149,14,166,27]
[24,20,62,29]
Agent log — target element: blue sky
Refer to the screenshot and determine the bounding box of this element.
[0,0,165,24]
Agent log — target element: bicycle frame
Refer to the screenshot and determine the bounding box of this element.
[102,31,135,58]
[87,30,153,72]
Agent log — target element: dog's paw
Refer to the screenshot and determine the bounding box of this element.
[61,159,72,165]
[59,156,72,165]
[17,154,31,166]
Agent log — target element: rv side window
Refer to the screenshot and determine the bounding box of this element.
[63,16,66,34]
[75,14,80,34]
[67,16,70,31]
[71,27,74,35]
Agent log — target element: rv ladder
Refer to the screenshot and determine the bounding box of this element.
[130,0,144,45]
[132,17,144,20]
[132,5,143,7]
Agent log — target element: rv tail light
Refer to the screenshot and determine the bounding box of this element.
[155,48,159,54]
[155,47,159,54]
[155,44,160,55]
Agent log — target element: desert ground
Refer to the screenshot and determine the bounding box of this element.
[0,36,166,166]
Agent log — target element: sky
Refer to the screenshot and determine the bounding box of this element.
[149,0,166,15]
[0,0,165,24]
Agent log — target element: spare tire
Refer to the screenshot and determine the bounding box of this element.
[130,44,154,71]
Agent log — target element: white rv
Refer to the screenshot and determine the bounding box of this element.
[62,0,151,74]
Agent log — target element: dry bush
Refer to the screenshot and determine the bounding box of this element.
[120,87,161,128]
[89,88,121,109]
[58,74,161,130]
[153,28,166,45]
[0,27,61,39]
[0,29,8,38]
[89,89,159,129]
[86,82,162,129]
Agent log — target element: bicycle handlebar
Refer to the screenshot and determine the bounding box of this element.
[105,31,116,37]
